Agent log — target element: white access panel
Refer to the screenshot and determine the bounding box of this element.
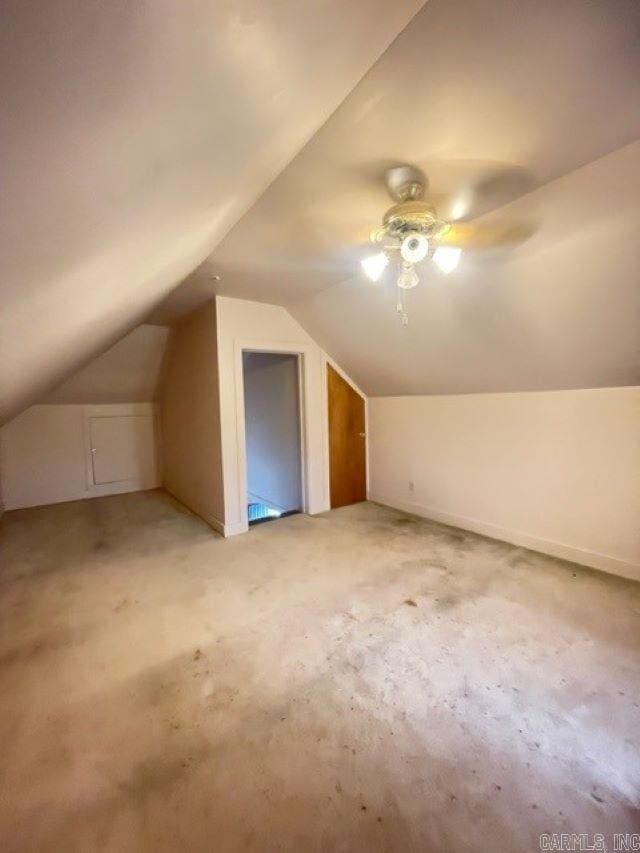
[89,414,156,485]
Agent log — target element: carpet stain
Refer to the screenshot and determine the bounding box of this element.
[0,491,638,852]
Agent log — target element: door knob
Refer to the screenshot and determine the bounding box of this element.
[359,432,366,437]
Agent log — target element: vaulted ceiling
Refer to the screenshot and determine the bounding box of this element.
[2,0,639,419]
[0,0,423,424]
[165,0,640,395]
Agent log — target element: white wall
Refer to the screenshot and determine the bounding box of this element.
[369,387,640,580]
[159,300,225,533]
[0,403,160,510]
[216,295,367,535]
[243,353,301,512]
[45,325,169,404]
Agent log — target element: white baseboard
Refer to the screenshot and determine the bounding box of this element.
[85,478,160,500]
[176,506,233,538]
[370,492,640,583]
[204,516,224,536]
[222,520,249,537]
[161,485,228,537]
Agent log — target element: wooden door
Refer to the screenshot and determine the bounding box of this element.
[327,365,366,508]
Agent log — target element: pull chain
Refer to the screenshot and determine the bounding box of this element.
[396,285,409,326]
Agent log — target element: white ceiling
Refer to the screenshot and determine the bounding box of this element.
[291,140,640,395]
[0,0,423,424]
[2,0,639,418]
[152,0,640,394]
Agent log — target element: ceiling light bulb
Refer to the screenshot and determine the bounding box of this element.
[433,246,462,274]
[361,252,388,282]
[400,233,429,264]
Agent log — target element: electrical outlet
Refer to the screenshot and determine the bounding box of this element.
[408,481,415,493]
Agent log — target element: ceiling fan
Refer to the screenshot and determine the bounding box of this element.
[361,164,534,324]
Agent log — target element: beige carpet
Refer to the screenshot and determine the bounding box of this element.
[0,489,638,851]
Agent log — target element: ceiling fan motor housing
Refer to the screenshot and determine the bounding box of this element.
[382,200,449,240]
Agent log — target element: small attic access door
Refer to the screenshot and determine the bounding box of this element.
[84,405,160,497]
[89,415,155,485]
[327,364,367,508]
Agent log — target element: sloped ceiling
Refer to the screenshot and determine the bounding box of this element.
[3,0,639,416]
[152,0,640,394]
[0,0,424,424]
[292,141,640,395]
[44,325,169,405]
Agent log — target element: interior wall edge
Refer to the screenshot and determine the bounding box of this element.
[158,299,225,527]
[370,493,640,583]
[215,295,369,533]
[161,484,225,537]
[223,520,250,537]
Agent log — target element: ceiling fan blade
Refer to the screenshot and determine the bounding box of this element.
[436,221,536,249]
[440,165,534,222]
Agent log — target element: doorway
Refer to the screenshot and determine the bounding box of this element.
[327,364,367,508]
[242,352,302,525]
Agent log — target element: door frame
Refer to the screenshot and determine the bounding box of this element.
[228,339,368,536]
[241,349,305,520]
[233,340,312,534]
